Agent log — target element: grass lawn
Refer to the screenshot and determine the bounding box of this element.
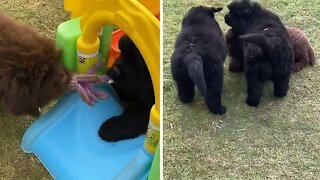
[0,0,68,179]
[163,0,320,179]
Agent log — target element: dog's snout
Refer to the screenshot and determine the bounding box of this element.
[227,4,232,10]
[107,66,120,79]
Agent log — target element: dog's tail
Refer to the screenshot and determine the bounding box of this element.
[183,54,207,97]
[239,33,274,57]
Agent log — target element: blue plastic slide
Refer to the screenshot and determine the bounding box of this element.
[21,85,152,179]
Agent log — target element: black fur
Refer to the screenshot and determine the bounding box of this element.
[224,0,294,106]
[171,6,227,115]
[98,35,154,142]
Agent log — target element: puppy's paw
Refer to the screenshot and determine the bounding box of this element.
[178,94,194,103]
[210,105,227,115]
[246,98,259,107]
[292,63,304,72]
[274,90,287,98]
[98,117,125,142]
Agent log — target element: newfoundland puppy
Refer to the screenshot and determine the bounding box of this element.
[225,0,294,106]
[171,6,227,115]
[0,12,71,116]
[98,35,155,142]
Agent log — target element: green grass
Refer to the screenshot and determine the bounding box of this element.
[163,0,320,179]
[0,0,68,179]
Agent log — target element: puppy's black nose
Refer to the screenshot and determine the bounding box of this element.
[107,66,120,79]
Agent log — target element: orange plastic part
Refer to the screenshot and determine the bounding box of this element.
[107,30,126,68]
[107,14,160,68]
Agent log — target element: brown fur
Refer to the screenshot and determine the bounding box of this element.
[286,26,316,72]
[226,26,316,72]
[0,12,71,117]
[225,29,244,72]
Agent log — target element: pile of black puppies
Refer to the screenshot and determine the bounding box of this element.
[171,0,294,115]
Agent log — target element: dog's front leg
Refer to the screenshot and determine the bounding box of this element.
[245,72,263,107]
[273,74,290,98]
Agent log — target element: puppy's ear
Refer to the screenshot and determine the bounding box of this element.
[243,0,254,7]
[210,7,223,13]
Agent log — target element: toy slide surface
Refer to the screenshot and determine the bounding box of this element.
[21,85,152,180]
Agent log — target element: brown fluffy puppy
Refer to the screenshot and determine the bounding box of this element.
[0,12,71,116]
[225,29,244,72]
[286,26,316,72]
[226,27,316,72]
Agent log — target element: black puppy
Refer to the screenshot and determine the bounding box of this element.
[224,0,294,106]
[171,6,227,115]
[98,35,154,142]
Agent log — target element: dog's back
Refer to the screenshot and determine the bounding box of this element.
[174,6,227,62]
[0,12,55,58]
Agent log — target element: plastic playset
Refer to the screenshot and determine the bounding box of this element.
[20,0,160,179]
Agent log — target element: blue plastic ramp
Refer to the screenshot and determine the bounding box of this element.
[21,85,151,180]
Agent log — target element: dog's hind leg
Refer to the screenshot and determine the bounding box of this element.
[273,74,290,97]
[308,47,316,66]
[98,105,150,142]
[176,78,195,103]
[292,50,309,72]
[171,56,196,103]
[204,64,226,115]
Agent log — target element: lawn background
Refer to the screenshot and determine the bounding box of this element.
[163,0,320,179]
[0,0,68,179]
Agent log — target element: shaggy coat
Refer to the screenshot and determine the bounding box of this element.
[171,6,227,115]
[0,12,70,116]
[225,29,244,72]
[225,0,294,107]
[287,26,316,72]
[98,35,154,142]
[226,27,316,72]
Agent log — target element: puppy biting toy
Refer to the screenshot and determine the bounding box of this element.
[68,74,111,106]
[69,60,112,106]
[0,11,111,116]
